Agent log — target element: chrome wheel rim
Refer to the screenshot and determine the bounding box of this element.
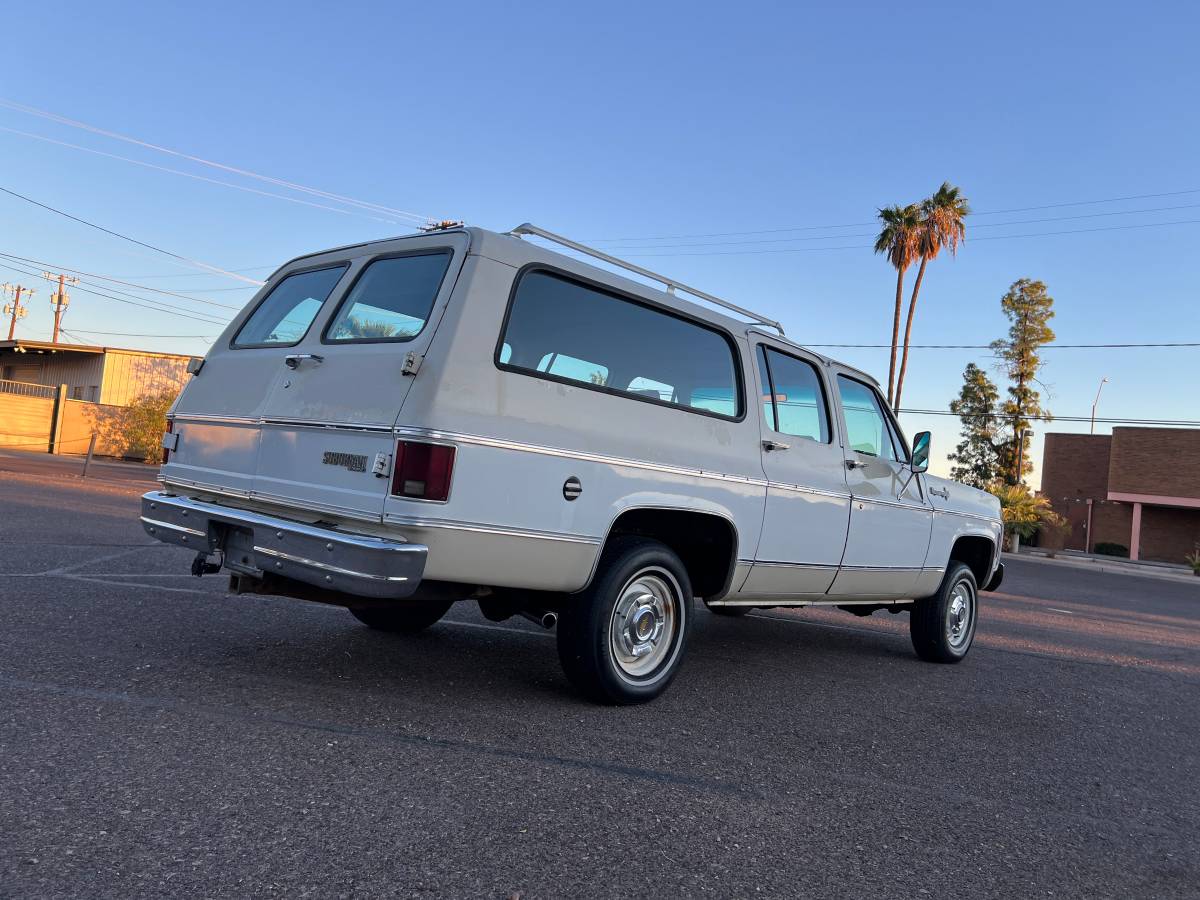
[946,579,975,650]
[609,568,681,682]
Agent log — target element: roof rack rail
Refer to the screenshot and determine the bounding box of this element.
[508,223,785,335]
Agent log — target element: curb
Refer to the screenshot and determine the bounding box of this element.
[1004,551,1200,584]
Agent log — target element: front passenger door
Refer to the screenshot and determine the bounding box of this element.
[827,373,933,597]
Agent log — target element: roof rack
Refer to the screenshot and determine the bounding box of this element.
[508,223,785,335]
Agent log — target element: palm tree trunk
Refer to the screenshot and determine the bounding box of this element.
[894,256,928,412]
[887,268,906,404]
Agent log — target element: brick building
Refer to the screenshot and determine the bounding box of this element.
[1040,428,1200,564]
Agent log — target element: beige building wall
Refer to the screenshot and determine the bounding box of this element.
[41,353,106,401]
[99,351,189,406]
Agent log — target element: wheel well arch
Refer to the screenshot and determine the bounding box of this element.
[592,507,739,601]
[949,534,995,585]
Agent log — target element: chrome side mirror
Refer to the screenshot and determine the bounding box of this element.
[911,431,931,474]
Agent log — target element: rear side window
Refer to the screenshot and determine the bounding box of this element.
[233,265,347,347]
[757,346,830,443]
[325,251,452,343]
[498,270,742,419]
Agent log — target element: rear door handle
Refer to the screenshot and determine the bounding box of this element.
[762,440,790,452]
[284,354,324,369]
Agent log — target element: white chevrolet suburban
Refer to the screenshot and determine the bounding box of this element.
[142,223,1003,704]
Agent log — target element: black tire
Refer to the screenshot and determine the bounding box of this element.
[910,561,978,663]
[557,536,692,705]
[706,603,751,617]
[349,595,454,634]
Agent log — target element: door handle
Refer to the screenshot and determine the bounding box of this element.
[762,440,790,452]
[845,458,870,470]
[284,354,324,369]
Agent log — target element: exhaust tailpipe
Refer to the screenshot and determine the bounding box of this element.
[519,610,558,629]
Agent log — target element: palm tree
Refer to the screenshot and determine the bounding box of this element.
[893,182,970,412]
[874,204,921,405]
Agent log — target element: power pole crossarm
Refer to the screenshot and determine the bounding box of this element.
[42,272,79,344]
[2,282,33,341]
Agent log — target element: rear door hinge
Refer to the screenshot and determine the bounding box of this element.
[401,352,424,376]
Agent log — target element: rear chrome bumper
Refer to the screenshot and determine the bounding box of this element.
[140,491,427,599]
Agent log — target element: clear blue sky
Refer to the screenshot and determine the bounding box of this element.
[2,0,1197,482]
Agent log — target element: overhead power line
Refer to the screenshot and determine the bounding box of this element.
[111,267,270,279]
[585,187,1200,243]
[0,125,403,224]
[0,251,243,310]
[899,408,1200,427]
[0,186,265,285]
[595,202,1200,251]
[0,98,436,224]
[68,329,216,339]
[610,218,1200,257]
[809,341,1199,350]
[0,258,229,326]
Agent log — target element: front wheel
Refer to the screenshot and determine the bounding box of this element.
[910,562,978,663]
[557,537,692,704]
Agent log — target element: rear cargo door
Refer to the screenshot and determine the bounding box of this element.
[165,264,351,496]
[252,232,468,522]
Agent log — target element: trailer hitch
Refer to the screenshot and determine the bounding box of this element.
[190,551,222,577]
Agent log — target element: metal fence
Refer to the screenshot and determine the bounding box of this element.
[0,379,57,400]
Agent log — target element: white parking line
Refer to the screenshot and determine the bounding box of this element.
[40,546,157,577]
[441,618,554,639]
[67,575,216,596]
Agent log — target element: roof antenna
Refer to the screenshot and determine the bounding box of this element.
[419,220,465,232]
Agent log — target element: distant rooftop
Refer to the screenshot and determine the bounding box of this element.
[0,339,193,360]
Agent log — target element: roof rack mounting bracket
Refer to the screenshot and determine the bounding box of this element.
[507,223,785,335]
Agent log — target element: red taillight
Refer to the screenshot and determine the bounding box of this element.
[391,440,455,502]
[162,419,174,465]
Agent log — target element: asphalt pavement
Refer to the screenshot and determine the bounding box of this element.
[1,460,1198,898]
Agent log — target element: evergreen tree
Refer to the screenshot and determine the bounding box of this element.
[947,362,1000,488]
[989,279,1055,485]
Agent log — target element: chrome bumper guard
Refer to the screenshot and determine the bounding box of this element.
[140,491,427,599]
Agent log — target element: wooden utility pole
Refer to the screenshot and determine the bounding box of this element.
[42,271,79,344]
[2,282,34,341]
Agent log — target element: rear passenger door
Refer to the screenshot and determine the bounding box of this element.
[252,233,469,521]
[744,342,852,596]
[827,372,933,597]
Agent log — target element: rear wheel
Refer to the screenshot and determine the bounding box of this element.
[910,562,977,663]
[557,537,692,704]
[349,594,454,634]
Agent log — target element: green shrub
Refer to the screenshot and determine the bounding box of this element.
[1094,542,1129,558]
[115,390,178,461]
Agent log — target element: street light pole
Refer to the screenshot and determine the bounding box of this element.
[1090,377,1109,435]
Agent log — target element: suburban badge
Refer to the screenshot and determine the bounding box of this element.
[322,451,368,473]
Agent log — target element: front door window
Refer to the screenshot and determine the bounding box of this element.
[837,376,901,461]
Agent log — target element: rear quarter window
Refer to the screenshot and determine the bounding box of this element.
[497,269,743,419]
[324,250,452,343]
